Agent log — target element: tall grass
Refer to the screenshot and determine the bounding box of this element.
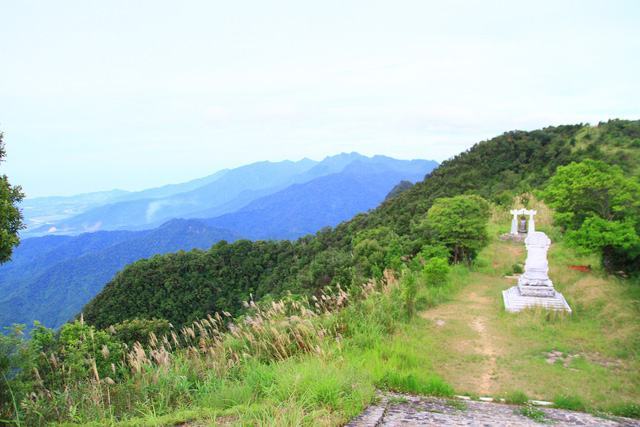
[14,272,440,425]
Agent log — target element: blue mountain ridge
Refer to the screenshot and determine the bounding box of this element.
[0,154,437,330]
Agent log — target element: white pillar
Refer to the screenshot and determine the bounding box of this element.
[510,211,518,235]
[528,212,536,234]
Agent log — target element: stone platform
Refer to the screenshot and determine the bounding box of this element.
[502,286,572,313]
[348,393,638,426]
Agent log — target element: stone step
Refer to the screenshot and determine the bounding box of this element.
[502,286,572,313]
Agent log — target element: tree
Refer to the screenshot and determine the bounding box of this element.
[418,195,490,263]
[542,160,640,230]
[0,132,25,263]
[543,160,640,272]
[352,226,404,279]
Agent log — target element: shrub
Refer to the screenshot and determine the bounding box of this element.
[554,394,586,411]
[519,405,546,422]
[56,320,125,381]
[609,402,640,419]
[418,245,450,262]
[505,390,529,405]
[111,318,172,347]
[422,257,450,287]
[401,272,418,318]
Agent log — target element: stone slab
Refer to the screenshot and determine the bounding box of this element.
[348,394,639,426]
[502,285,572,313]
[518,283,556,297]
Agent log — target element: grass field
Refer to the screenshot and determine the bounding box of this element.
[418,235,640,411]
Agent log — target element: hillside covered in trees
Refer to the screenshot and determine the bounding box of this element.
[83,119,640,329]
[1,153,435,330]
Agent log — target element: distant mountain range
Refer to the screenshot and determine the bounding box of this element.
[20,169,230,234]
[23,153,382,236]
[1,153,437,330]
[204,158,431,239]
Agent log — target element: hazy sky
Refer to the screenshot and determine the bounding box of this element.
[1,1,639,197]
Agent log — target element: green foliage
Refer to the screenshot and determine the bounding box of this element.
[0,132,25,264]
[519,405,547,422]
[422,257,450,287]
[384,180,414,201]
[504,390,529,405]
[0,257,455,425]
[353,226,405,280]
[1,319,127,421]
[37,320,125,389]
[83,240,302,328]
[80,120,640,331]
[418,195,490,263]
[375,371,454,397]
[553,394,586,412]
[543,159,640,272]
[0,325,24,420]
[543,160,640,229]
[511,263,524,274]
[609,402,640,419]
[111,318,172,347]
[302,248,354,290]
[401,271,418,318]
[418,244,450,261]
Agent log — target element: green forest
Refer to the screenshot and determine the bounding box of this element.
[83,120,640,328]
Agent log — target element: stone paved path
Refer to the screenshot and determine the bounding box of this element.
[347,394,640,426]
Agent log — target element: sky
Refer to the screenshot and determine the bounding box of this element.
[1,1,639,198]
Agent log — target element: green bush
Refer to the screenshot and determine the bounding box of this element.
[609,402,640,419]
[505,390,529,405]
[111,317,172,347]
[422,257,450,287]
[401,272,418,318]
[512,263,523,274]
[554,394,586,411]
[418,245,450,262]
[519,405,546,422]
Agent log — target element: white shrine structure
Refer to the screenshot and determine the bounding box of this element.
[510,208,536,236]
[502,230,572,313]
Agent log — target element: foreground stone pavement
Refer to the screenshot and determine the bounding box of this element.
[347,394,640,426]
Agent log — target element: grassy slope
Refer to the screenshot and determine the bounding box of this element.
[420,210,640,409]
[81,206,639,427]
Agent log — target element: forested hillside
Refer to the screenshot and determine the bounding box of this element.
[84,120,640,328]
[1,154,434,331]
[0,220,239,329]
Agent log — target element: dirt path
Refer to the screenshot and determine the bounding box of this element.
[471,315,498,393]
[348,237,640,425]
[420,244,522,396]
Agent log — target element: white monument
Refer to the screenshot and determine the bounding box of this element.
[502,231,571,313]
[510,209,536,235]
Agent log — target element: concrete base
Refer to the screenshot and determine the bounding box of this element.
[502,286,572,313]
[518,283,556,297]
